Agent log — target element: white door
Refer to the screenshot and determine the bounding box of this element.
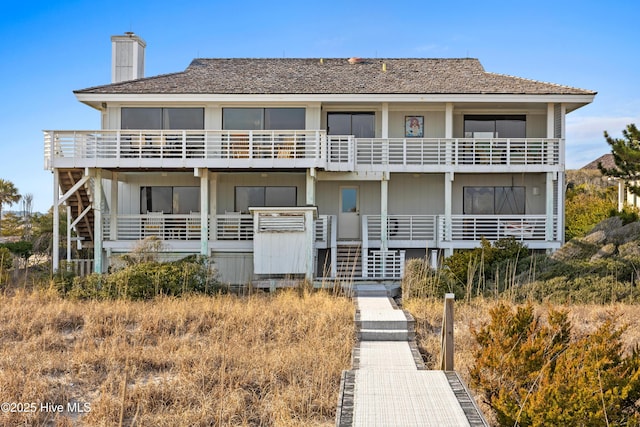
[339,186,360,239]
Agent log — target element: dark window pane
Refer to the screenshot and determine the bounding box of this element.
[265,108,305,130]
[140,187,172,213]
[352,114,375,138]
[464,115,526,138]
[173,187,200,214]
[265,187,296,206]
[496,119,526,138]
[164,108,204,129]
[223,108,263,130]
[495,187,525,214]
[327,113,353,135]
[235,187,265,213]
[463,187,494,214]
[122,108,162,129]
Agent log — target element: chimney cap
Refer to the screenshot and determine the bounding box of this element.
[111,33,146,47]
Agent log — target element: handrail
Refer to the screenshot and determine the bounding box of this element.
[440,293,455,371]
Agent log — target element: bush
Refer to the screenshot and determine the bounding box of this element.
[63,255,224,300]
[443,238,528,300]
[565,188,615,241]
[471,303,640,426]
[401,257,452,299]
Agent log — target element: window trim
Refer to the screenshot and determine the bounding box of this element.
[122,107,204,130]
[140,186,200,214]
[234,186,298,213]
[463,186,526,215]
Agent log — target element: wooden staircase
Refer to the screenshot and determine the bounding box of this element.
[58,169,94,247]
[336,244,362,279]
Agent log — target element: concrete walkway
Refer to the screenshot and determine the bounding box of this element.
[336,285,487,427]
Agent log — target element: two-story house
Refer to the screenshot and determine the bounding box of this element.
[45,33,595,285]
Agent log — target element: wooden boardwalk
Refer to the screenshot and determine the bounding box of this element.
[336,285,488,427]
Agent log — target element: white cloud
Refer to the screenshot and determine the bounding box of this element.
[565,114,640,169]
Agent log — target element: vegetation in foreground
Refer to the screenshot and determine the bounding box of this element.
[0,289,354,426]
[405,298,640,426]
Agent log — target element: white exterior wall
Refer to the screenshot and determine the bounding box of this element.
[388,110,445,138]
[388,174,445,215]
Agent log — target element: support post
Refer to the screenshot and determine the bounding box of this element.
[546,171,555,242]
[110,172,118,240]
[380,172,389,251]
[53,169,60,272]
[443,171,453,257]
[306,168,316,206]
[618,180,624,212]
[93,169,103,274]
[66,206,71,263]
[199,168,210,256]
[440,293,455,371]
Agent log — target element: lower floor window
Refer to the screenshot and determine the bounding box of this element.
[463,186,525,215]
[140,186,199,214]
[235,186,297,213]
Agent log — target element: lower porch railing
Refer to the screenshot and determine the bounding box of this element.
[364,250,406,279]
[441,215,552,241]
[365,215,437,241]
[102,213,333,243]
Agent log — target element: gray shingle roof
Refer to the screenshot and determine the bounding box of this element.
[75,58,595,96]
[582,153,615,170]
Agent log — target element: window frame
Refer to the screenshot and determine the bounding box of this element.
[463,186,526,215]
[122,107,204,130]
[463,115,526,138]
[140,186,200,214]
[222,108,306,130]
[234,186,297,213]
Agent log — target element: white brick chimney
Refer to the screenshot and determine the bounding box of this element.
[111,32,146,83]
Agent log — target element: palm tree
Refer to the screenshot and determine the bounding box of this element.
[0,179,21,237]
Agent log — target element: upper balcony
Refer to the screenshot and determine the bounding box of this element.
[44,130,562,172]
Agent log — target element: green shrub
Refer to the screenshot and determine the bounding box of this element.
[401,257,452,299]
[0,246,12,271]
[471,303,640,426]
[565,191,615,241]
[443,238,528,300]
[610,206,640,225]
[64,255,224,300]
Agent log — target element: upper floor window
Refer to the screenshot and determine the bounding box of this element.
[464,115,525,138]
[234,186,297,213]
[140,186,200,214]
[122,108,204,130]
[222,108,305,130]
[327,112,375,138]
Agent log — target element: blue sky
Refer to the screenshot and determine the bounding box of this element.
[1,0,638,212]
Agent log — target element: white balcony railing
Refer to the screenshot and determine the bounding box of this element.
[103,214,206,241]
[45,130,561,171]
[327,136,561,170]
[364,215,438,241]
[440,215,551,242]
[45,130,326,169]
[100,213,333,243]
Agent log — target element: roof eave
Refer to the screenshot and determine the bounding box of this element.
[75,92,596,106]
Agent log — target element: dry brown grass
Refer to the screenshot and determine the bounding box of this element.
[0,289,354,426]
[405,297,640,425]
